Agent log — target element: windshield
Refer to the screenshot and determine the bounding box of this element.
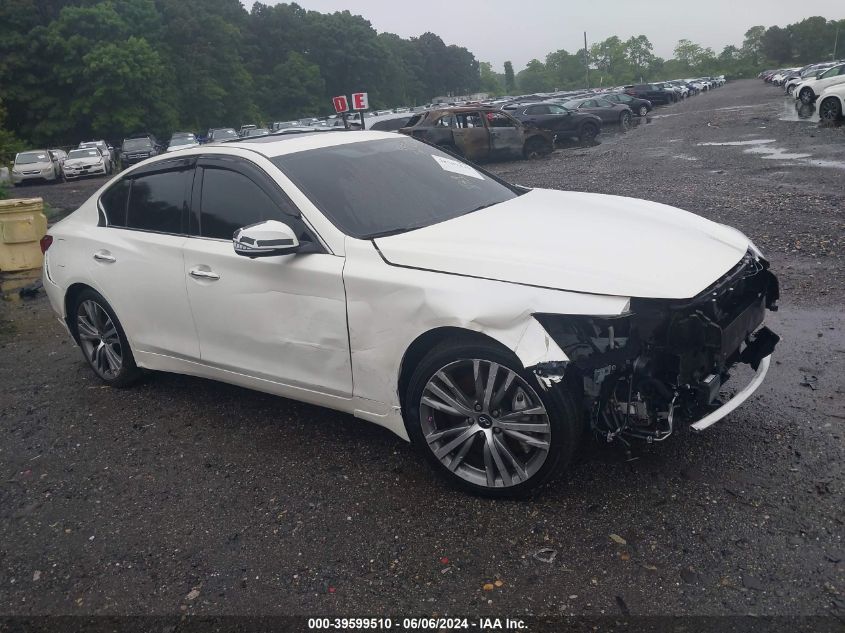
[68,149,100,159]
[169,136,196,146]
[212,129,238,139]
[123,138,153,151]
[271,136,518,239]
[15,151,49,165]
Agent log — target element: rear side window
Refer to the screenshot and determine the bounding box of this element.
[100,179,131,226]
[199,168,282,240]
[126,169,191,233]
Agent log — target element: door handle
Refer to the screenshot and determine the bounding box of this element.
[93,251,116,263]
[189,267,220,281]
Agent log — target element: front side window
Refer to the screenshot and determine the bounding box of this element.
[199,168,283,240]
[271,136,518,239]
[126,169,191,233]
[487,112,515,128]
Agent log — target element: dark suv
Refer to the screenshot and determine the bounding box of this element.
[624,84,676,105]
[120,135,162,167]
[400,107,554,161]
[505,102,603,143]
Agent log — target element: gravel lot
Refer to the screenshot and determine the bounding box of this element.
[1,80,843,621]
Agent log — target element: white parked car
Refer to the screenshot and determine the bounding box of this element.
[79,140,115,172]
[41,132,780,496]
[794,63,845,103]
[166,133,200,152]
[62,147,109,180]
[10,149,62,185]
[818,83,845,121]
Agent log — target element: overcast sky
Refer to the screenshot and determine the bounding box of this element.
[243,0,843,71]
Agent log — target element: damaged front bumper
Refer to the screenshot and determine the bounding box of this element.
[533,250,780,442]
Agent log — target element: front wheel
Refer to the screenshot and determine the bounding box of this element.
[619,111,632,126]
[523,136,552,159]
[799,87,814,104]
[819,97,842,121]
[71,289,142,387]
[579,123,599,144]
[637,105,648,117]
[404,337,580,497]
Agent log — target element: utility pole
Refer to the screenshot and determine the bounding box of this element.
[584,31,589,89]
[834,26,840,61]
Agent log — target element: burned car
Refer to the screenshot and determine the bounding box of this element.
[42,132,778,498]
[400,107,554,161]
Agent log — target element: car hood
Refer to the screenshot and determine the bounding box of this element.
[15,161,52,170]
[374,189,751,300]
[65,157,101,167]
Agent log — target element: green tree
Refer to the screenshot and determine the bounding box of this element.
[741,25,766,66]
[262,52,325,120]
[503,61,516,93]
[517,59,552,93]
[479,62,503,95]
[761,26,792,64]
[624,35,656,82]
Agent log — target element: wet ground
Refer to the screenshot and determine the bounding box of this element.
[1,80,843,622]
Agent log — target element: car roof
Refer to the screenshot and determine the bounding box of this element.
[196,130,400,159]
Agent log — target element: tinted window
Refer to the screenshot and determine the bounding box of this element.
[100,179,131,226]
[525,105,550,115]
[126,169,190,233]
[200,168,282,240]
[271,136,518,239]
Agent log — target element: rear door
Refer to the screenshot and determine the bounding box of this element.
[486,112,523,158]
[451,111,490,160]
[91,158,200,359]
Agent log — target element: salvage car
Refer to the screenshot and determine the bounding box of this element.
[601,92,652,116]
[166,133,200,152]
[560,97,633,125]
[624,84,676,105]
[504,102,602,143]
[120,135,161,167]
[62,147,109,180]
[818,83,845,121]
[41,131,780,497]
[400,107,554,161]
[794,62,845,104]
[206,128,240,143]
[79,140,115,172]
[10,149,63,185]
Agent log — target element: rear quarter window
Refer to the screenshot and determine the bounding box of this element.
[99,179,131,226]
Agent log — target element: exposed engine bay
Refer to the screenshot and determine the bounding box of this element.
[534,250,780,443]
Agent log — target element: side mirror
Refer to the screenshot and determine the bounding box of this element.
[233,220,300,258]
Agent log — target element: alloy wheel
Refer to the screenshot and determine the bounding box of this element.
[819,98,842,121]
[638,105,648,116]
[76,299,123,379]
[419,359,552,488]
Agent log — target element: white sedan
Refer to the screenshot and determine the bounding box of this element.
[41,131,780,496]
[62,148,109,180]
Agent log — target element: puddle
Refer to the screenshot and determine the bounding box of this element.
[698,139,776,146]
[673,154,699,161]
[779,99,820,123]
[744,146,812,160]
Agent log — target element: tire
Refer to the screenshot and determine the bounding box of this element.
[71,289,142,387]
[523,136,552,159]
[404,336,580,498]
[637,105,648,117]
[787,84,795,96]
[578,122,599,143]
[619,111,632,126]
[819,97,842,121]
[799,87,814,104]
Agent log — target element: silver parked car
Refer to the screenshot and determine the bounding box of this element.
[10,150,63,185]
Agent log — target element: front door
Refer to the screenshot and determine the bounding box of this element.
[181,157,352,398]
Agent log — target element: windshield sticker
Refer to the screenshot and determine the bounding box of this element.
[431,155,484,180]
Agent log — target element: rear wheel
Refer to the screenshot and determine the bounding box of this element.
[405,337,580,497]
[71,289,142,387]
[619,111,632,126]
[637,105,648,117]
[819,96,842,121]
[523,136,552,159]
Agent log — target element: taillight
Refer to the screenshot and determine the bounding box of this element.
[40,234,53,254]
